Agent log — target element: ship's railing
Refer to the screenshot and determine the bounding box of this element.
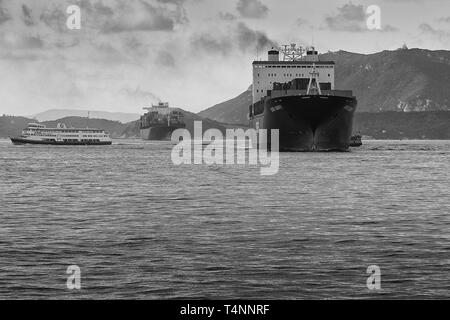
[270,89,354,98]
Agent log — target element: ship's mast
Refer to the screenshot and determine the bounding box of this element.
[279,43,306,61]
[307,63,322,95]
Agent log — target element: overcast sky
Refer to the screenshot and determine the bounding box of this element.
[0,0,449,115]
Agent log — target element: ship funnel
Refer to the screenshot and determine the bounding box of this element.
[268,48,279,61]
[305,46,319,62]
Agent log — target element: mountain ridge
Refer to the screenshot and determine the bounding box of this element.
[198,48,450,124]
[1,111,449,140]
[30,109,141,124]
[0,109,227,139]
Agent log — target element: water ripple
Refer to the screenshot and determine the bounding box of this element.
[0,139,449,299]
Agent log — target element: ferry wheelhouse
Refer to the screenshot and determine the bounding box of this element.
[10,123,112,145]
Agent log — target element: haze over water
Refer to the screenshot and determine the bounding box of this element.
[0,139,449,299]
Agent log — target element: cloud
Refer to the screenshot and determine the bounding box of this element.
[236,0,268,19]
[99,1,187,33]
[296,18,308,26]
[190,33,232,55]
[382,24,398,32]
[155,0,187,4]
[37,0,187,33]
[76,0,114,16]
[1,0,443,117]
[325,3,366,32]
[419,23,450,39]
[235,22,276,52]
[0,0,11,25]
[39,5,67,32]
[190,22,276,56]
[438,17,450,23]
[121,87,161,104]
[40,0,113,33]
[155,50,176,67]
[22,4,35,26]
[325,2,398,32]
[0,33,44,50]
[218,12,237,21]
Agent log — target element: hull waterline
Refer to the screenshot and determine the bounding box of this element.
[10,137,112,145]
[250,95,357,151]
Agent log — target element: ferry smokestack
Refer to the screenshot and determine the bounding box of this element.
[268,48,279,61]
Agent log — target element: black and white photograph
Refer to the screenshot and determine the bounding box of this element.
[0,0,449,309]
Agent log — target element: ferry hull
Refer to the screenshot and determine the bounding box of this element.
[250,95,357,151]
[140,126,184,141]
[10,137,112,145]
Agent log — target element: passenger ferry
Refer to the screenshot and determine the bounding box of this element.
[10,123,112,145]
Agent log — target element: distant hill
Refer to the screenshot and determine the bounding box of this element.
[41,117,127,138]
[320,48,450,112]
[1,109,227,139]
[198,48,450,124]
[0,115,130,138]
[30,109,140,123]
[198,86,252,125]
[2,111,449,140]
[354,111,450,139]
[0,116,36,138]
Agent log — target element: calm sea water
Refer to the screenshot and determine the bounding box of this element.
[0,138,449,299]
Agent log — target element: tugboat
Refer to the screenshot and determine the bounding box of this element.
[350,133,362,147]
[249,44,357,151]
[10,123,112,145]
[140,102,185,140]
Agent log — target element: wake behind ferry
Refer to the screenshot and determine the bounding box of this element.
[10,123,112,145]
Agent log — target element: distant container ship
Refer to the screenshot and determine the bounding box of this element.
[10,123,112,145]
[249,44,357,151]
[140,102,185,140]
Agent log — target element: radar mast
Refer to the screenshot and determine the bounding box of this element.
[279,43,305,61]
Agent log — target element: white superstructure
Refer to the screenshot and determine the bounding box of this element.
[252,44,335,103]
[17,123,112,144]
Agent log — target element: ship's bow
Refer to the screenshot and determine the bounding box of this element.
[264,94,357,151]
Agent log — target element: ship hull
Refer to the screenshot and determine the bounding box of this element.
[140,126,185,141]
[10,137,112,145]
[250,95,357,151]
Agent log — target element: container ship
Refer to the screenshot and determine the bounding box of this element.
[10,123,112,145]
[140,102,185,140]
[249,44,357,151]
